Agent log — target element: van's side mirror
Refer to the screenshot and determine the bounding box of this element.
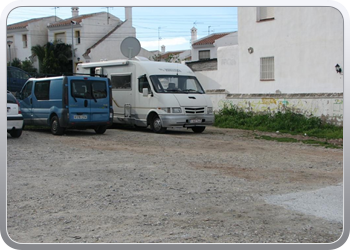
[143,88,149,97]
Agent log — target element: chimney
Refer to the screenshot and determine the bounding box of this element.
[125,7,132,26]
[161,45,165,54]
[72,7,79,17]
[191,27,197,45]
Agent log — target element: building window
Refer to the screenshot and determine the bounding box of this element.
[54,32,66,43]
[75,30,81,44]
[260,57,274,81]
[22,34,28,48]
[257,7,274,21]
[199,50,210,60]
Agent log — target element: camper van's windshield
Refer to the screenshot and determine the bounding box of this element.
[150,75,205,94]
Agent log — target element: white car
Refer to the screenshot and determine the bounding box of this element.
[7,91,23,138]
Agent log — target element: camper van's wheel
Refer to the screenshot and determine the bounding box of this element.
[191,126,206,133]
[94,126,107,134]
[150,115,167,133]
[50,116,65,135]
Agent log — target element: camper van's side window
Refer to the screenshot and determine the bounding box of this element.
[111,74,131,90]
[34,81,50,100]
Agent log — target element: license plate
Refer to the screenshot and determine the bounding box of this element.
[189,119,202,124]
[74,115,87,119]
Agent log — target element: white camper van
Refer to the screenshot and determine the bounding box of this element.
[76,58,214,133]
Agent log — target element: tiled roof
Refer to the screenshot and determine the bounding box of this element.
[7,16,58,30]
[192,32,232,46]
[47,12,105,28]
[160,50,185,59]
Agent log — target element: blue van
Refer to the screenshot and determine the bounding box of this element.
[17,76,113,135]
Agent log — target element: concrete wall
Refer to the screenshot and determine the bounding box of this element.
[207,92,343,126]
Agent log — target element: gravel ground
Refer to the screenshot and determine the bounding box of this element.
[6,125,343,244]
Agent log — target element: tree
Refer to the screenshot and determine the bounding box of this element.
[21,58,37,74]
[9,58,22,68]
[31,41,72,75]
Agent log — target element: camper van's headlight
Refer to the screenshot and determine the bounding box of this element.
[207,107,213,114]
[172,107,182,114]
[158,107,171,113]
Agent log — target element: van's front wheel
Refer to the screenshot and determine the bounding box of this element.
[51,116,65,135]
[150,115,167,133]
[191,126,206,133]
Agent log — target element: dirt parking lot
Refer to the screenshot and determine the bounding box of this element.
[6,126,343,244]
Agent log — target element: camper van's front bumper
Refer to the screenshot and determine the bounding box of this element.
[159,114,215,127]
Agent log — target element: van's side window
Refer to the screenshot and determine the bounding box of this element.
[21,81,33,99]
[34,81,50,100]
[111,74,131,90]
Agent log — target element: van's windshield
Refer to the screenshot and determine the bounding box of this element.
[150,75,205,94]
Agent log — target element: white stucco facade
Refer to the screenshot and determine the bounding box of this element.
[191,32,238,61]
[237,7,343,94]
[7,16,58,69]
[196,7,344,124]
[48,13,124,65]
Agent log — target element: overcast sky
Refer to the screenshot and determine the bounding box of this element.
[7,6,238,52]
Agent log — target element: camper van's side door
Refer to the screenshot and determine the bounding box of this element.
[110,73,133,119]
[68,79,91,122]
[18,81,34,125]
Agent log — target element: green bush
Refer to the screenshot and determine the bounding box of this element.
[215,104,343,139]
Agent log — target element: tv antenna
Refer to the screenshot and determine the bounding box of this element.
[52,7,59,22]
[102,7,113,24]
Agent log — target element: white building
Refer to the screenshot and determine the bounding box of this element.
[191,28,238,61]
[7,7,156,73]
[47,7,155,72]
[237,7,343,94]
[198,7,344,125]
[7,16,60,69]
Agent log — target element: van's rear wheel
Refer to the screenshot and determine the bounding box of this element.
[191,126,206,133]
[94,126,107,134]
[51,116,65,135]
[150,115,167,133]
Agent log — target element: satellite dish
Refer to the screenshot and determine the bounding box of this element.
[120,37,141,59]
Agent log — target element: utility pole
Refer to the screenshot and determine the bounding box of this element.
[71,21,76,73]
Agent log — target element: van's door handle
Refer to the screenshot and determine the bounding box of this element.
[84,100,88,107]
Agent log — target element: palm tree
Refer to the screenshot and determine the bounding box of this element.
[31,41,72,75]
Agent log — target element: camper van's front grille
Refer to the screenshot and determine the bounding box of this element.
[185,107,205,114]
